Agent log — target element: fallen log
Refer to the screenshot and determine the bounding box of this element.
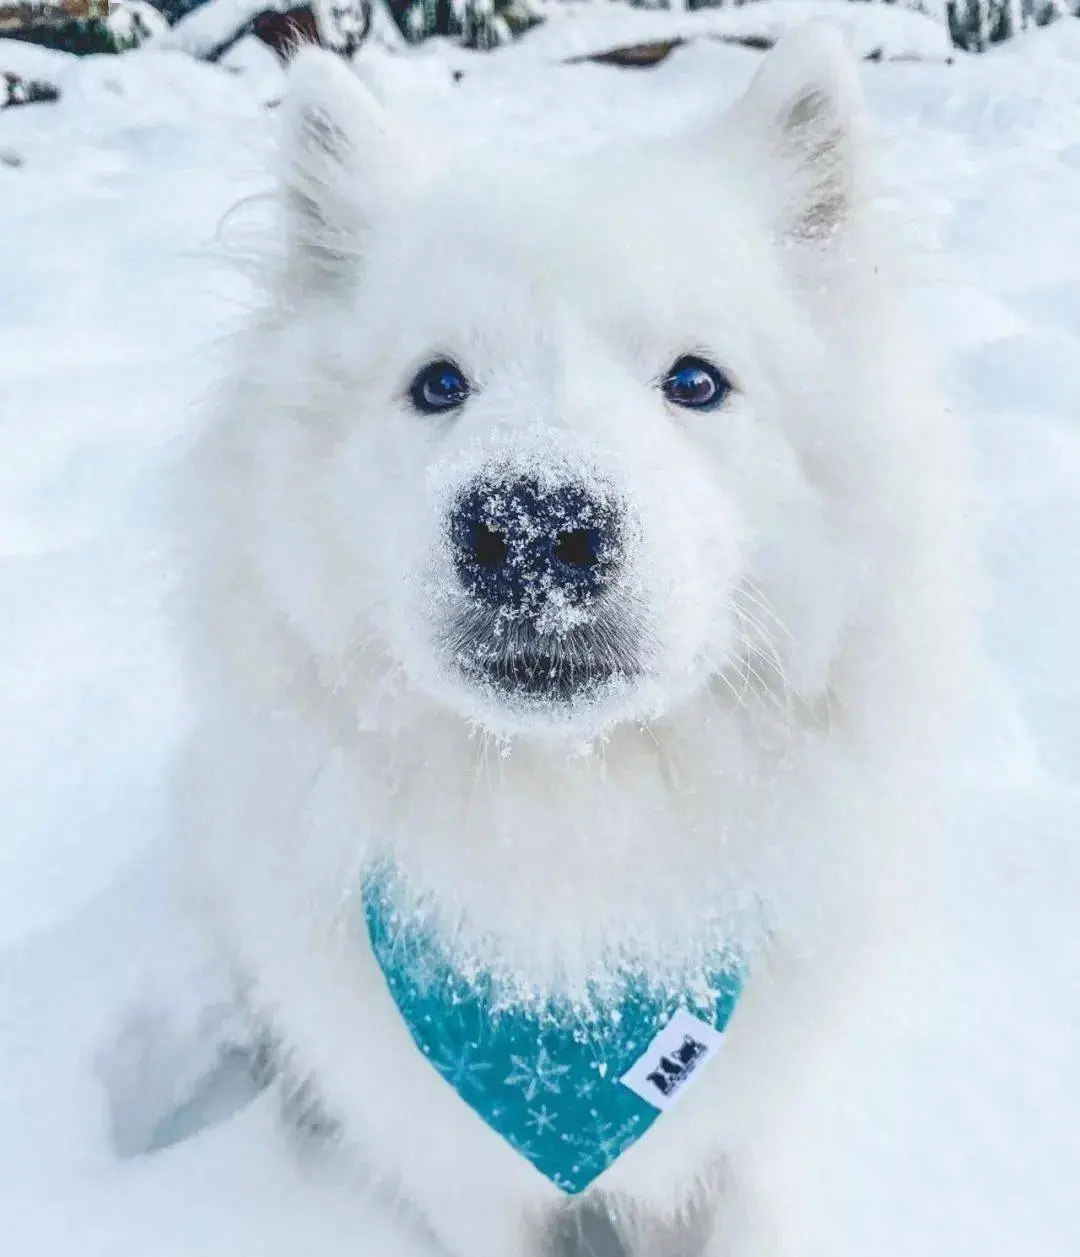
[565,31,954,69]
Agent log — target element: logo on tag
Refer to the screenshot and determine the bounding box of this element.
[619,1007,726,1112]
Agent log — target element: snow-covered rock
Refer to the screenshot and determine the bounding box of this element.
[107,0,169,48]
[1,65,59,105]
[158,0,369,61]
[157,0,272,57]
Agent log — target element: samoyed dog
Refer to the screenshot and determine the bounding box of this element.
[180,26,971,1257]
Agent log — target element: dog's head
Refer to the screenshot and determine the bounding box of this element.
[251,29,891,743]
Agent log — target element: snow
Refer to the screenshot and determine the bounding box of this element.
[515,0,954,61]
[217,33,287,103]
[156,0,279,58]
[1,9,1079,1256]
[107,0,172,46]
[0,36,76,80]
[158,0,369,61]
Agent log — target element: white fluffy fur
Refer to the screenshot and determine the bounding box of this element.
[179,26,972,1257]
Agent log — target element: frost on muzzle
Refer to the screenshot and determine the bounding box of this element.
[440,473,644,704]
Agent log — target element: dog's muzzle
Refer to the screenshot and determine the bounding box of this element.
[445,476,638,702]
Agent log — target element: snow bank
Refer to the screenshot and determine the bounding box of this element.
[156,0,277,58]
[514,0,954,63]
[0,33,76,77]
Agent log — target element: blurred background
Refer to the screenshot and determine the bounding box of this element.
[1,0,1077,61]
[2,2,1079,1256]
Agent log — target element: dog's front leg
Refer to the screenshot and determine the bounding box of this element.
[705,1147,817,1257]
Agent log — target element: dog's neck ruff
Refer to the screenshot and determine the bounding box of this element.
[363,866,745,1194]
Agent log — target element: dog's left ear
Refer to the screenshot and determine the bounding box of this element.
[727,25,868,244]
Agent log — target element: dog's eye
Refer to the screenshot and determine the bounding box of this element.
[409,360,471,414]
[661,356,732,411]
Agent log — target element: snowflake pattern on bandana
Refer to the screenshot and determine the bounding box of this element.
[363,867,745,1194]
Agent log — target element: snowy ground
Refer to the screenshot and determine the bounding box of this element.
[2,7,1080,1255]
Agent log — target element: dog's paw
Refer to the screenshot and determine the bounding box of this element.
[95,982,271,1158]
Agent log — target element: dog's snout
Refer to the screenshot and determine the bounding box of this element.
[450,478,622,612]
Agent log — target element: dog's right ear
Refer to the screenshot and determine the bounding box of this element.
[279,48,403,287]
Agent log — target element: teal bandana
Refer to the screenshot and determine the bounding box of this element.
[363,868,745,1194]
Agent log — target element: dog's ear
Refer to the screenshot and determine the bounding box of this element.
[278,48,403,286]
[728,25,868,244]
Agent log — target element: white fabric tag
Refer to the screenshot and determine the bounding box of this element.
[618,1007,726,1113]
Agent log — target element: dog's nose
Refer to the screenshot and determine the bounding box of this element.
[450,478,622,612]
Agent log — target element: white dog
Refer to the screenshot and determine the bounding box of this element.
[179,26,971,1257]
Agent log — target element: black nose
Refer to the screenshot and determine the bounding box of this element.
[450,478,622,613]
